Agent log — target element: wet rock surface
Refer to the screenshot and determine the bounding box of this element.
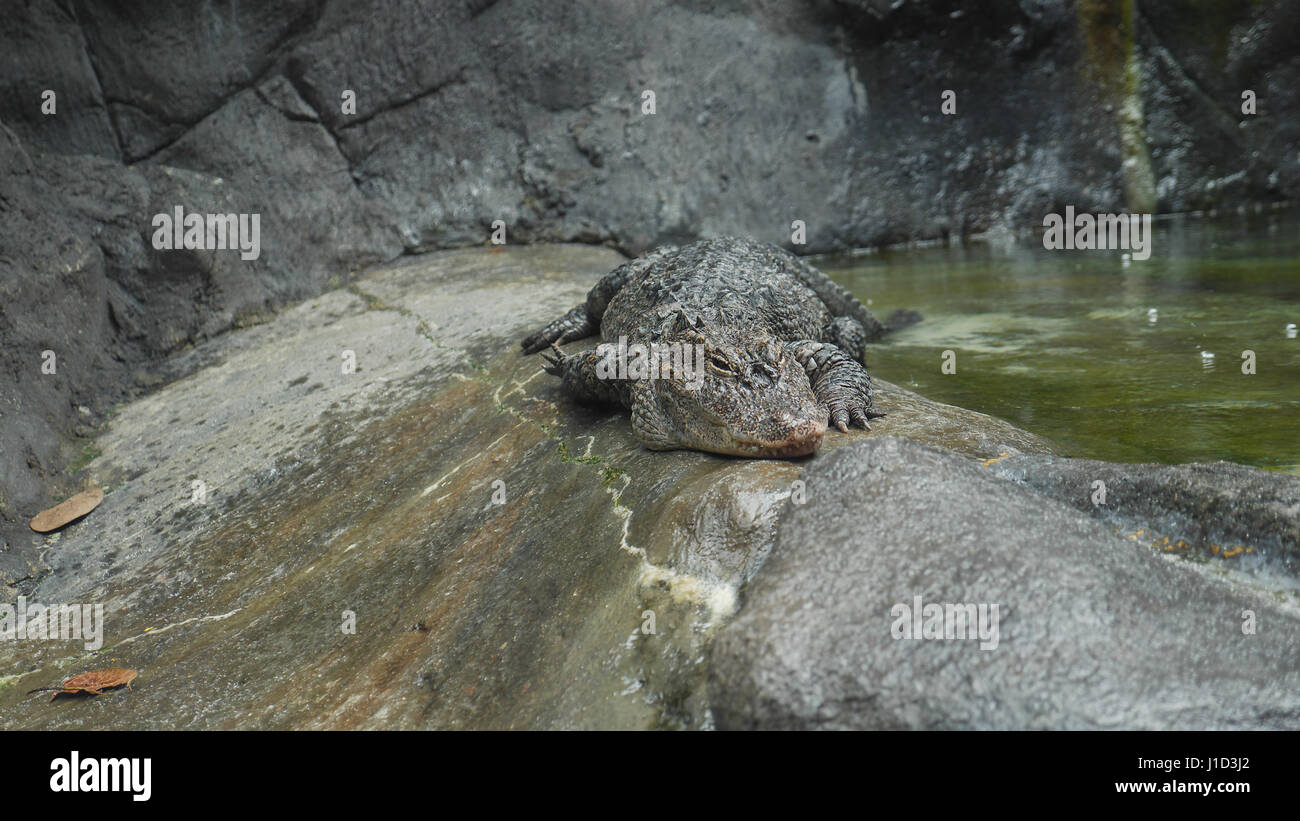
[708,437,1300,730]
[987,454,1300,580]
[1,245,1059,729]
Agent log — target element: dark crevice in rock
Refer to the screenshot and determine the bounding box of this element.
[335,66,472,133]
[275,70,368,194]
[66,2,124,162]
[101,97,192,129]
[1138,5,1242,133]
[468,0,503,21]
[122,4,326,165]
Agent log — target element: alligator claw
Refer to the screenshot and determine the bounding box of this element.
[817,363,878,433]
[540,342,568,376]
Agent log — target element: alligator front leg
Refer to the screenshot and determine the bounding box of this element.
[522,306,597,355]
[790,339,885,432]
[540,344,685,450]
[539,344,633,408]
[823,316,868,362]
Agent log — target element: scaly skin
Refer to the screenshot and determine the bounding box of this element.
[521,237,913,458]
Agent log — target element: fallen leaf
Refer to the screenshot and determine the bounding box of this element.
[28,667,139,701]
[30,487,104,533]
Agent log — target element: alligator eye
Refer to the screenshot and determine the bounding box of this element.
[708,354,736,375]
[751,362,778,384]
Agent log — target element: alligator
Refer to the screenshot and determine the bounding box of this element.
[521,236,917,458]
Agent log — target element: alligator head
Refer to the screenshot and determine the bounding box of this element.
[627,327,827,458]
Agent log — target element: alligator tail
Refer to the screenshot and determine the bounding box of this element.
[882,308,923,335]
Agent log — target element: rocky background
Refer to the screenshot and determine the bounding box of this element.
[2,0,1298,582]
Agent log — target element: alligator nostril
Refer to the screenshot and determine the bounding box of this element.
[776,422,824,456]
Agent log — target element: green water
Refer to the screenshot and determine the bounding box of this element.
[819,210,1300,471]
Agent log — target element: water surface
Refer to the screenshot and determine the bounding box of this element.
[820,210,1300,471]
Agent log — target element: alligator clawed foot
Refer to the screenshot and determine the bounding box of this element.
[540,342,568,375]
[820,373,879,433]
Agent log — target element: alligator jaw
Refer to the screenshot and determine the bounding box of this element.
[706,417,828,459]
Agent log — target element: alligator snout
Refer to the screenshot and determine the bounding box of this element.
[749,413,827,458]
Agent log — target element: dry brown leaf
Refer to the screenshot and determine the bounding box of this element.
[28,667,139,701]
[29,487,104,532]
